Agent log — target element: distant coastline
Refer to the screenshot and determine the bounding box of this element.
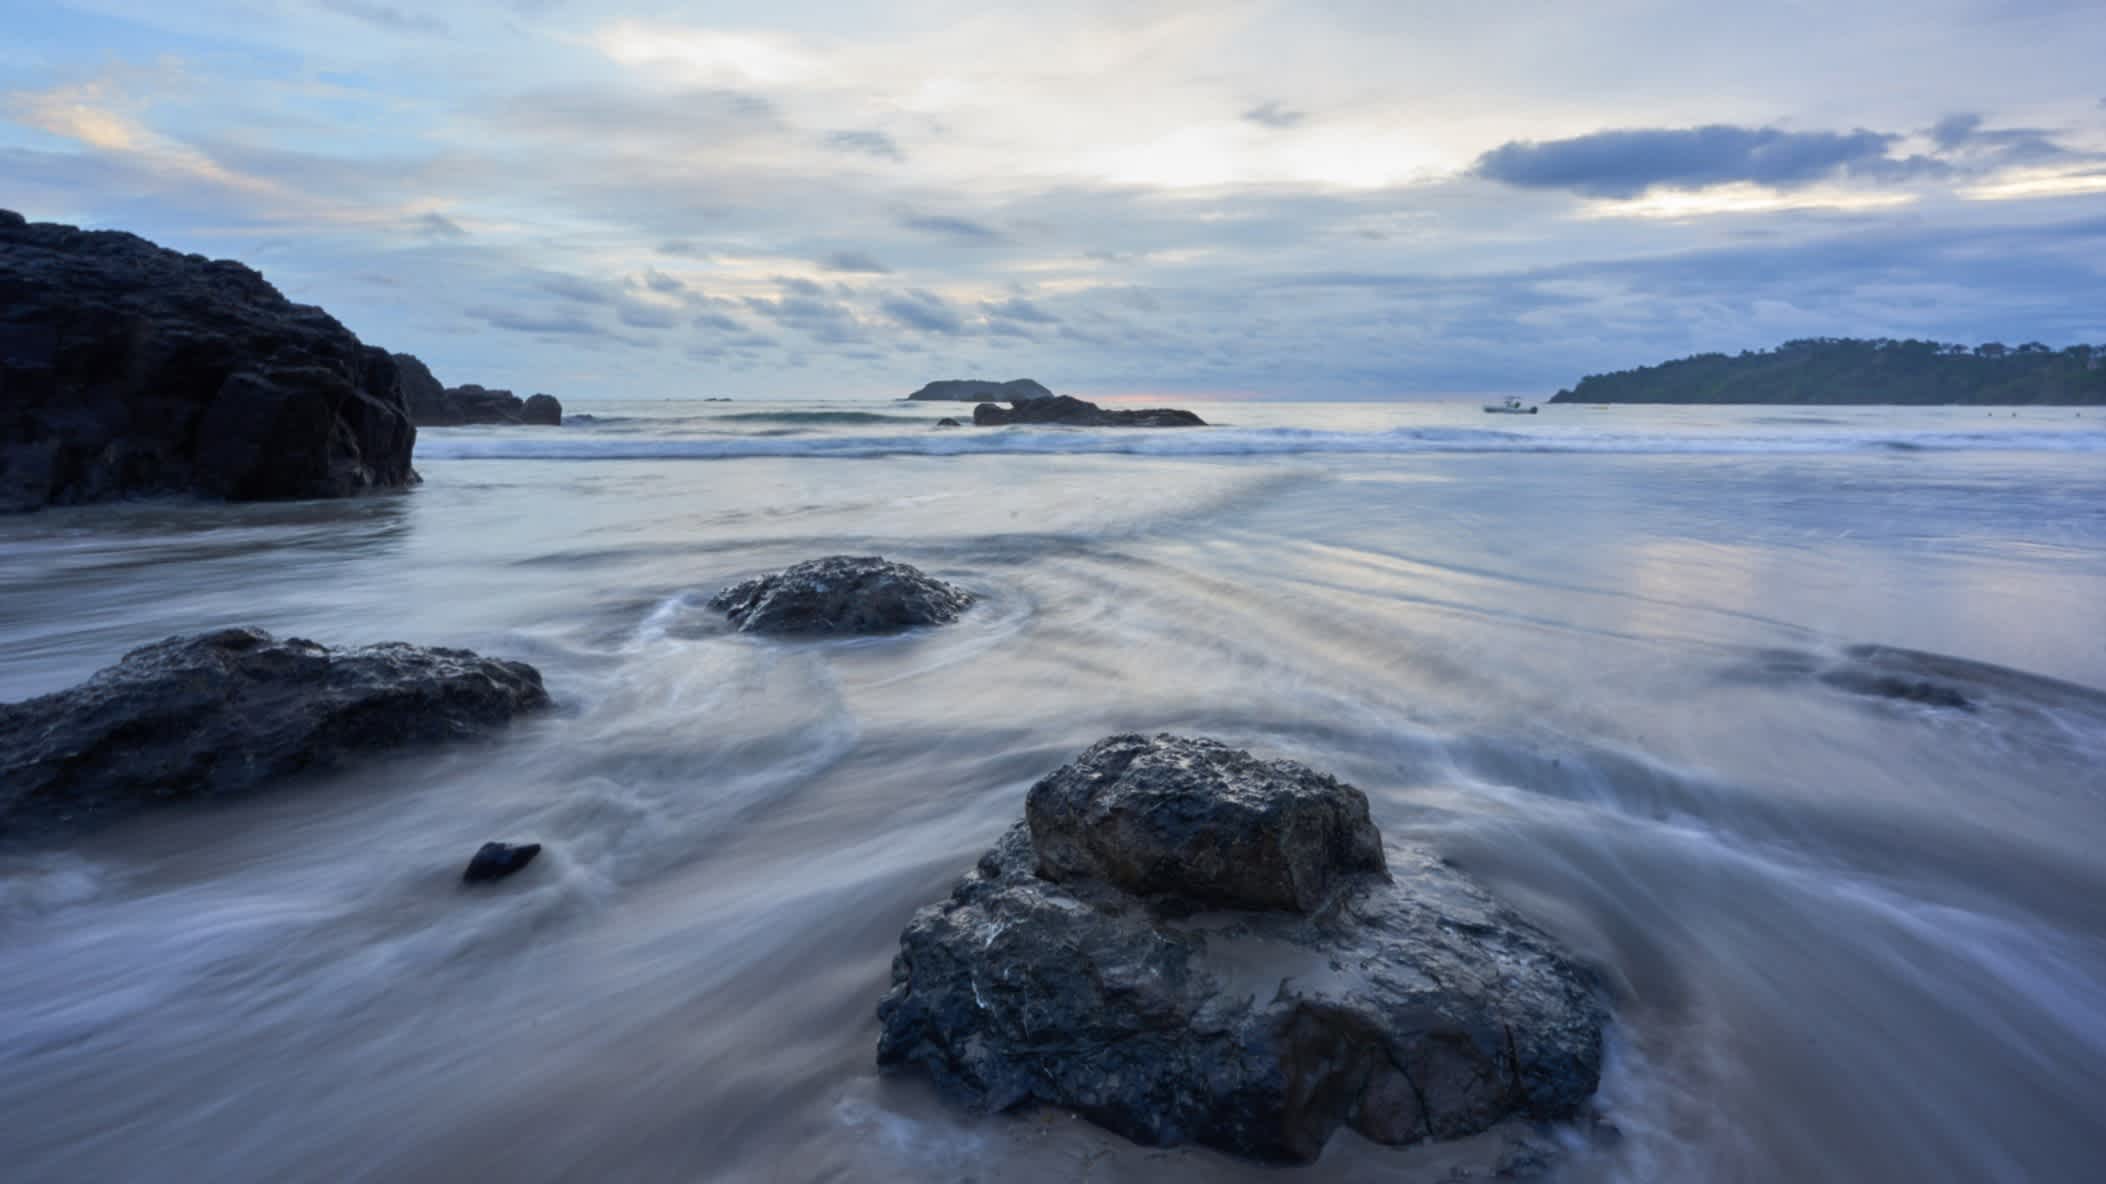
[1551,338,2106,405]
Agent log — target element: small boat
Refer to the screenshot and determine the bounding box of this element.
[1483,397,1539,415]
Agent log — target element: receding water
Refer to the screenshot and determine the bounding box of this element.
[2,400,2103,1183]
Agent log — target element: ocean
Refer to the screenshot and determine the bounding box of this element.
[3,398,2104,1182]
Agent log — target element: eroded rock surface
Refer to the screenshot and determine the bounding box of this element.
[2,212,416,511]
[972,395,1206,427]
[0,628,550,842]
[878,734,1606,1164]
[709,556,972,636]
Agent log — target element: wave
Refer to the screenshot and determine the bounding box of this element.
[713,411,926,425]
[414,425,2106,462]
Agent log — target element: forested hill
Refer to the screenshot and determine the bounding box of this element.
[1551,339,2106,405]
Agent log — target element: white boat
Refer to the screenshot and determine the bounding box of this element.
[1483,397,1539,415]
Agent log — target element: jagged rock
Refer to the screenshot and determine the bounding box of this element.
[0,628,550,842]
[522,393,563,425]
[392,352,457,425]
[709,556,972,636]
[972,395,1206,427]
[1,212,416,512]
[877,734,1606,1164]
[907,378,1053,402]
[463,841,543,883]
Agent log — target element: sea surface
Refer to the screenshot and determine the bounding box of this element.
[3,399,2104,1183]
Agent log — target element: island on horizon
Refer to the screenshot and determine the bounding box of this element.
[1551,338,2106,405]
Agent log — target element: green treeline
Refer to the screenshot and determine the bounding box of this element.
[1551,338,2106,405]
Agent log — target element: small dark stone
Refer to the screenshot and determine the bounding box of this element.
[1820,669,1974,711]
[972,394,1205,427]
[463,841,543,884]
[934,417,961,428]
[709,556,972,636]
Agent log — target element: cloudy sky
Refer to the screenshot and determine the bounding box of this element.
[6,0,2105,400]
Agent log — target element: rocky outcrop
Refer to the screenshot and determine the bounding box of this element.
[877,734,1606,1164]
[0,627,551,843]
[972,395,1206,427]
[710,556,973,636]
[1,211,417,512]
[388,355,565,427]
[907,378,1053,402]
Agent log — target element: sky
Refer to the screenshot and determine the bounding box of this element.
[5,0,2105,401]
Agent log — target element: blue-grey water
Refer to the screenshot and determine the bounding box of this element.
[3,400,2104,1183]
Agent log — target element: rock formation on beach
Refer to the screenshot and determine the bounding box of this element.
[972,395,1206,427]
[0,627,550,843]
[906,378,1054,402]
[710,556,973,636]
[0,211,417,512]
[877,734,1606,1164]
[392,353,564,426]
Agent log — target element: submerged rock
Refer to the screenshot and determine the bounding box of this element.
[972,395,1206,427]
[522,393,563,426]
[2,212,417,512]
[463,841,543,883]
[877,734,1606,1164]
[0,628,551,843]
[709,556,973,636]
[933,417,961,428]
[907,378,1053,402]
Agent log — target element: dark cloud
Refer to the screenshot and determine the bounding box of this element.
[618,304,680,330]
[774,276,825,297]
[1242,101,1307,130]
[413,212,467,239]
[982,296,1058,325]
[316,0,447,35]
[900,213,1006,244]
[641,269,685,294]
[1473,124,1938,198]
[820,250,890,274]
[1929,113,2067,163]
[743,294,865,343]
[693,311,745,333]
[539,273,613,304]
[879,289,965,334]
[469,306,600,336]
[658,240,708,258]
[825,130,904,160]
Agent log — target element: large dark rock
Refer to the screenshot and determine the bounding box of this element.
[0,627,551,843]
[521,393,563,425]
[972,395,1205,427]
[0,213,417,512]
[907,378,1053,402]
[877,734,1606,1164]
[388,356,566,427]
[709,556,972,636]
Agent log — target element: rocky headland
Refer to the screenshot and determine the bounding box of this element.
[878,733,1607,1163]
[0,211,417,512]
[0,627,550,843]
[972,394,1206,427]
[907,378,1053,402]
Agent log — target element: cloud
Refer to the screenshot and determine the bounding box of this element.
[469,306,600,336]
[982,296,1058,325]
[539,273,613,304]
[900,213,1006,243]
[618,304,680,330]
[316,0,448,36]
[412,211,467,238]
[879,288,965,334]
[1473,125,1936,198]
[819,249,890,274]
[743,293,866,343]
[1242,101,1307,130]
[640,269,685,293]
[1929,113,2068,164]
[693,311,745,333]
[825,129,904,160]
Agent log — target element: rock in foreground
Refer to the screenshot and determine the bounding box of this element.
[0,628,550,842]
[1,211,417,512]
[907,378,1053,402]
[972,395,1206,427]
[877,734,1606,1164]
[710,556,973,636]
[463,841,543,883]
